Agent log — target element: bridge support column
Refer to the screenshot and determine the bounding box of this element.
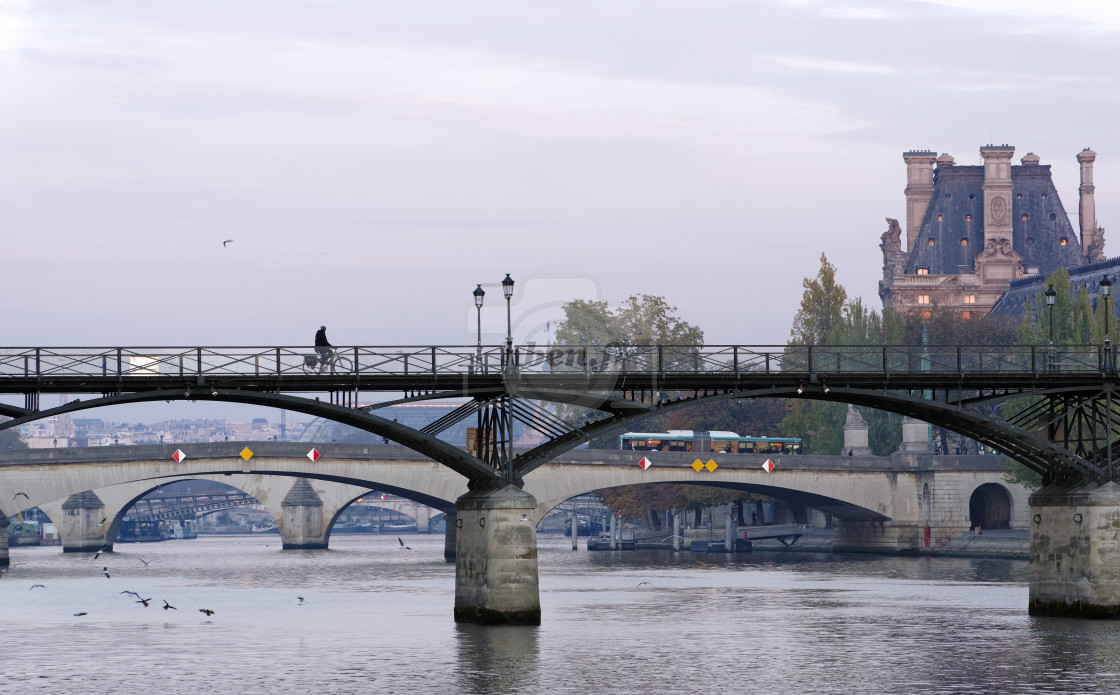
[52,491,112,553]
[454,485,540,625]
[833,520,921,553]
[444,512,457,562]
[415,503,430,533]
[1029,482,1120,618]
[279,479,326,550]
[1,516,9,567]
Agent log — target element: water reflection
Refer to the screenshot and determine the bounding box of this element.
[455,624,539,694]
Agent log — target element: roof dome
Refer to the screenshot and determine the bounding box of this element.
[1021,152,1041,165]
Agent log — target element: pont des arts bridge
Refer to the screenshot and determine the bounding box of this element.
[1,341,1119,621]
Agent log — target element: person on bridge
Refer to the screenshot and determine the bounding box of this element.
[314,326,333,367]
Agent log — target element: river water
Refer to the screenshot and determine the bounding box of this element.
[2,534,1119,695]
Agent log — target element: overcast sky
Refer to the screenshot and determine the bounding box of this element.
[2,0,1119,421]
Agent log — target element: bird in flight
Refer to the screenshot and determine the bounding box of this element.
[120,590,142,599]
[637,581,653,588]
[137,558,153,567]
[297,596,306,605]
[12,492,29,501]
[136,598,153,607]
[222,239,235,247]
[94,517,106,527]
[29,584,45,590]
[162,600,177,611]
[73,612,88,617]
[398,537,411,550]
[199,608,215,617]
[93,544,108,560]
[101,567,111,579]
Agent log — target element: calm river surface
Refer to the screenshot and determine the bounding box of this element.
[2,534,1120,694]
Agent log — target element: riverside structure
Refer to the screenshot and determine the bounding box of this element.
[2,340,1120,621]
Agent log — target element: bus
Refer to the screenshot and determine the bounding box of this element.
[619,430,802,455]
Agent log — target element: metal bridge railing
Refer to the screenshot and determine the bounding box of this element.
[0,344,1115,380]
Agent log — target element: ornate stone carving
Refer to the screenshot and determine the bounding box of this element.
[845,404,867,428]
[991,196,1007,223]
[880,217,907,280]
[1089,226,1107,263]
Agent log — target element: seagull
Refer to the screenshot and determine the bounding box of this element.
[120,590,142,599]
[199,608,215,617]
[162,600,177,611]
[101,568,111,579]
[637,581,653,588]
[73,612,87,617]
[136,598,152,607]
[29,584,45,590]
[12,492,29,501]
[94,517,106,527]
[137,558,153,567]
[222,239,235,247]
[398,537,411,550]
[297,596,306,605]
[93,544,108,560]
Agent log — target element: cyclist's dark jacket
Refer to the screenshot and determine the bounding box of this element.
[315,329,331,347]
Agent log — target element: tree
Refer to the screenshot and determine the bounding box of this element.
[789,253,847,346]
[553,295,704,446]
[0,421,27,451]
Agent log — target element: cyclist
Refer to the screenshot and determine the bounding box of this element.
[314,325,333,368]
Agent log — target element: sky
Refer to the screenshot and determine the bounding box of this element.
[2,0,1120,421]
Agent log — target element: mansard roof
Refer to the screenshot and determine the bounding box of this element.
[904,163,1087,276]
[989,256,1120,320]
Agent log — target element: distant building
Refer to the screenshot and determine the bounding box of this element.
[879,145,1105,318]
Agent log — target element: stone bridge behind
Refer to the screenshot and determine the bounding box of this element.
[1,442,1026,557]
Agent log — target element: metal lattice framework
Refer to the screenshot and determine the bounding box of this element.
[3,343,1120,486]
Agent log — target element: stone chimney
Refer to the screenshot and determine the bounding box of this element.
[980,144,1015,248]
[903,150,937,253]
[1078,148,1098,257]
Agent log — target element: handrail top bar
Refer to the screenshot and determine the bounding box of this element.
[0,343,1102,350]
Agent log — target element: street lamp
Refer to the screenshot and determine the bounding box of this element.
[473,284,485,371]
[1045,284,1056,370]
[1101,275,1113,373]
[502,274,515,352]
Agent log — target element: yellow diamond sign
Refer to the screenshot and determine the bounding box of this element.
[240,447,254,461]
[705,459,718,472]
[691,459,704,472]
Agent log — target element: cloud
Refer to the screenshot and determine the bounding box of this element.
[765,54,897,75]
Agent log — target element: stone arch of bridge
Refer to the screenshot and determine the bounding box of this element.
[528,477,891,525]
[969,482,1013,530]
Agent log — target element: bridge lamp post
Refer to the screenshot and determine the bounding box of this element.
[1045,284,1056,371]
[502,274,515,351]
[473,284,485,372]
[1102,275,1113,373]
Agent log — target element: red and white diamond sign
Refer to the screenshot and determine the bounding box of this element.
[172,449,186,463]
[307,448,321,462]
[762,459,775,473]
[638,456,652,470]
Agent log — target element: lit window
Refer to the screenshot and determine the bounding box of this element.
[937,214,944,221]
[920,311,931,319]
[928,238,936,246]
[960,237,968,246]
[1017,193,1023,200]
[917,294,930,305]
[917,267,929,276]
[966,215,971,222]
[964,294,976,304]
[1060,238,1068,246]
[962,311,971,320]
[1022,214,1029,221]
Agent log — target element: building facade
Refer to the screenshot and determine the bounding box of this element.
[879,145,1105,318]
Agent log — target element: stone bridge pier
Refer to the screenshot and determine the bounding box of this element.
[1,516,9,567]
[454,485,540,625]
[39,492,114,553]
[1029,481,1120,618]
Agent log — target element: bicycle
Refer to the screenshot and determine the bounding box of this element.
[301,349,352,375]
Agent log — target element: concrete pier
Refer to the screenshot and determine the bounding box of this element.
[444,511,457,562]
[673,510,681,551]
[279,478,326,550]
[1,516,9,567]
[453,485,541,625]
[1029,482,1120,618]
[56,491,111,553]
